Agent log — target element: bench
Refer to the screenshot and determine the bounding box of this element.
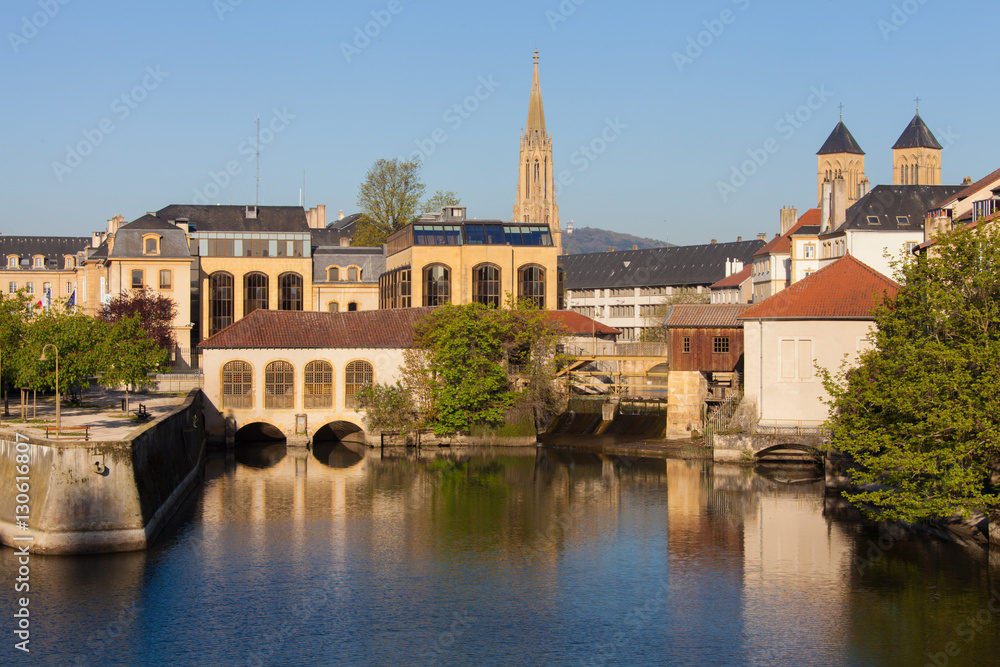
[44,425,90,441]
[133,403,150,420]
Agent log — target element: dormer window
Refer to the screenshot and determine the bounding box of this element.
[64,255,76,269]
[6,256,17,269]
[33,256,45,269]
[143,234,161,255]
[328,266,340,282]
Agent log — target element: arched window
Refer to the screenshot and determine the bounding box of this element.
[328,266,340,282]
[348,266,360,281]
[222,361,253,409]
[278,272,303,311]
[265,361,294,409]
[423,264,450,306]
[348,302,358,312]
[328,301,340,312]
[345,360,373,409]
[472,263,501,308]
[209,272,234,335]
[304,360,333,408]
[244,272,268,315]
[517,265,546,309]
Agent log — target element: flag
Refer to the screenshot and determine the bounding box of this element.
[34,299,42,309]
[44,288,51,310]
[67,290,76,308]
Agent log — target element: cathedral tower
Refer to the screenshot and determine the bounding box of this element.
[514,50,560,248]
[892,108,942,185]
[817,116,867,207]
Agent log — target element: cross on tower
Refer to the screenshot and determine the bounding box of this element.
[914,94,921,112]
[838,103,845,119]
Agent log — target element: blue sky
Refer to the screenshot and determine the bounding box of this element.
[1,0,996,246]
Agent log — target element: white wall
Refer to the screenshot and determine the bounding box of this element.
[743,319,875,425]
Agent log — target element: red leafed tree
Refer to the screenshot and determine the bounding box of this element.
[100,288,177,353]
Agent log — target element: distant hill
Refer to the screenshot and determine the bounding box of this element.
[562,226,673,254]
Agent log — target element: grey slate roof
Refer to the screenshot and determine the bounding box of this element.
[560,240,765,290]
[817,121,865,155]
[109,215,192,259]
[824,184,965,235]
[327,213,365,232]
[312,247,385,283]
[156,205,310,233]
[310,228,352,248]
[892,113,942,150]
[0,236,89,269]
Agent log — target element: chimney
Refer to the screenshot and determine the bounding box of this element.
[756,233,766,241]
[737,236,742,242]
[962,176,973,186]
[339,209,345,221]
[245,205,258,219]
[779,206,797,235]
[832,176,847,230]
[632,244,638,250]
[820,181,832,233]
[608,246,615,252]
[91,231,106,248]
[860,178,872,198]
[339,237,351,247]
[173,218,190,234]
[305,205,327,229]
[710,239,717,245]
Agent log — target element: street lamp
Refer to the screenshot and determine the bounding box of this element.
[39,343,59,437]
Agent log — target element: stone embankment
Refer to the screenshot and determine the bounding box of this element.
[0,390,205,555]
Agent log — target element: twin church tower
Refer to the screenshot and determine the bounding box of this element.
[515,52,943,233]
[816,106,944,207]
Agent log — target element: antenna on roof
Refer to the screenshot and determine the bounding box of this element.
[255,115,261,207]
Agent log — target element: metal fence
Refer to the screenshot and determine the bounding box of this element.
[704,391,743,448]
[752,420,830,437]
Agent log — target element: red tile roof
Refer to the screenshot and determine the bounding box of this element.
[665,304,750,328]
[546,310,621,336]
[711,264,752,288]
[935,167,1000,208]
[738,255,898,320]
[752,209,821,257]
[198,308,619,349]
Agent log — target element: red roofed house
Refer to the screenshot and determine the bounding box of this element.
[738,255,899,426]
[198,307,618,445]
[710,262,752,304]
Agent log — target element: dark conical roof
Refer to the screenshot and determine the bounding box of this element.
[892,113,942,150]
[817,121,865,155]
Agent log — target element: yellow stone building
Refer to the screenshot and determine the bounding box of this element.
[892,111,942,186]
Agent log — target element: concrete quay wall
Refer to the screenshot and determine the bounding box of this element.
[0,390,206,555]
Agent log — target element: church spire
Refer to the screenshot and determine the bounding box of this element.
[514,50,560,247]
[525,48,546,142]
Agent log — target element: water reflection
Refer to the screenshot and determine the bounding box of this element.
[2,444,998,666]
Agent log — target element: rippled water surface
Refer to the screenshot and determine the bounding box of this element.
[4,443,999,666]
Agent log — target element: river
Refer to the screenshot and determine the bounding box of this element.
[3,443,999,666]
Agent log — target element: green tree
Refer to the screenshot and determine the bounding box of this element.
[99,314,169,411]
[421,190,461,215]
[415,303,512,433]
[0,291,32,410]
[14,310,107,396]
[354,381,419,435]
[354,157,426,247]
[821,224,1000,523]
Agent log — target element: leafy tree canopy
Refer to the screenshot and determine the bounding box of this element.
[100,288,177,352]
[354,157,426,247]
[822,224,1000,523]
[421,190,461,215]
